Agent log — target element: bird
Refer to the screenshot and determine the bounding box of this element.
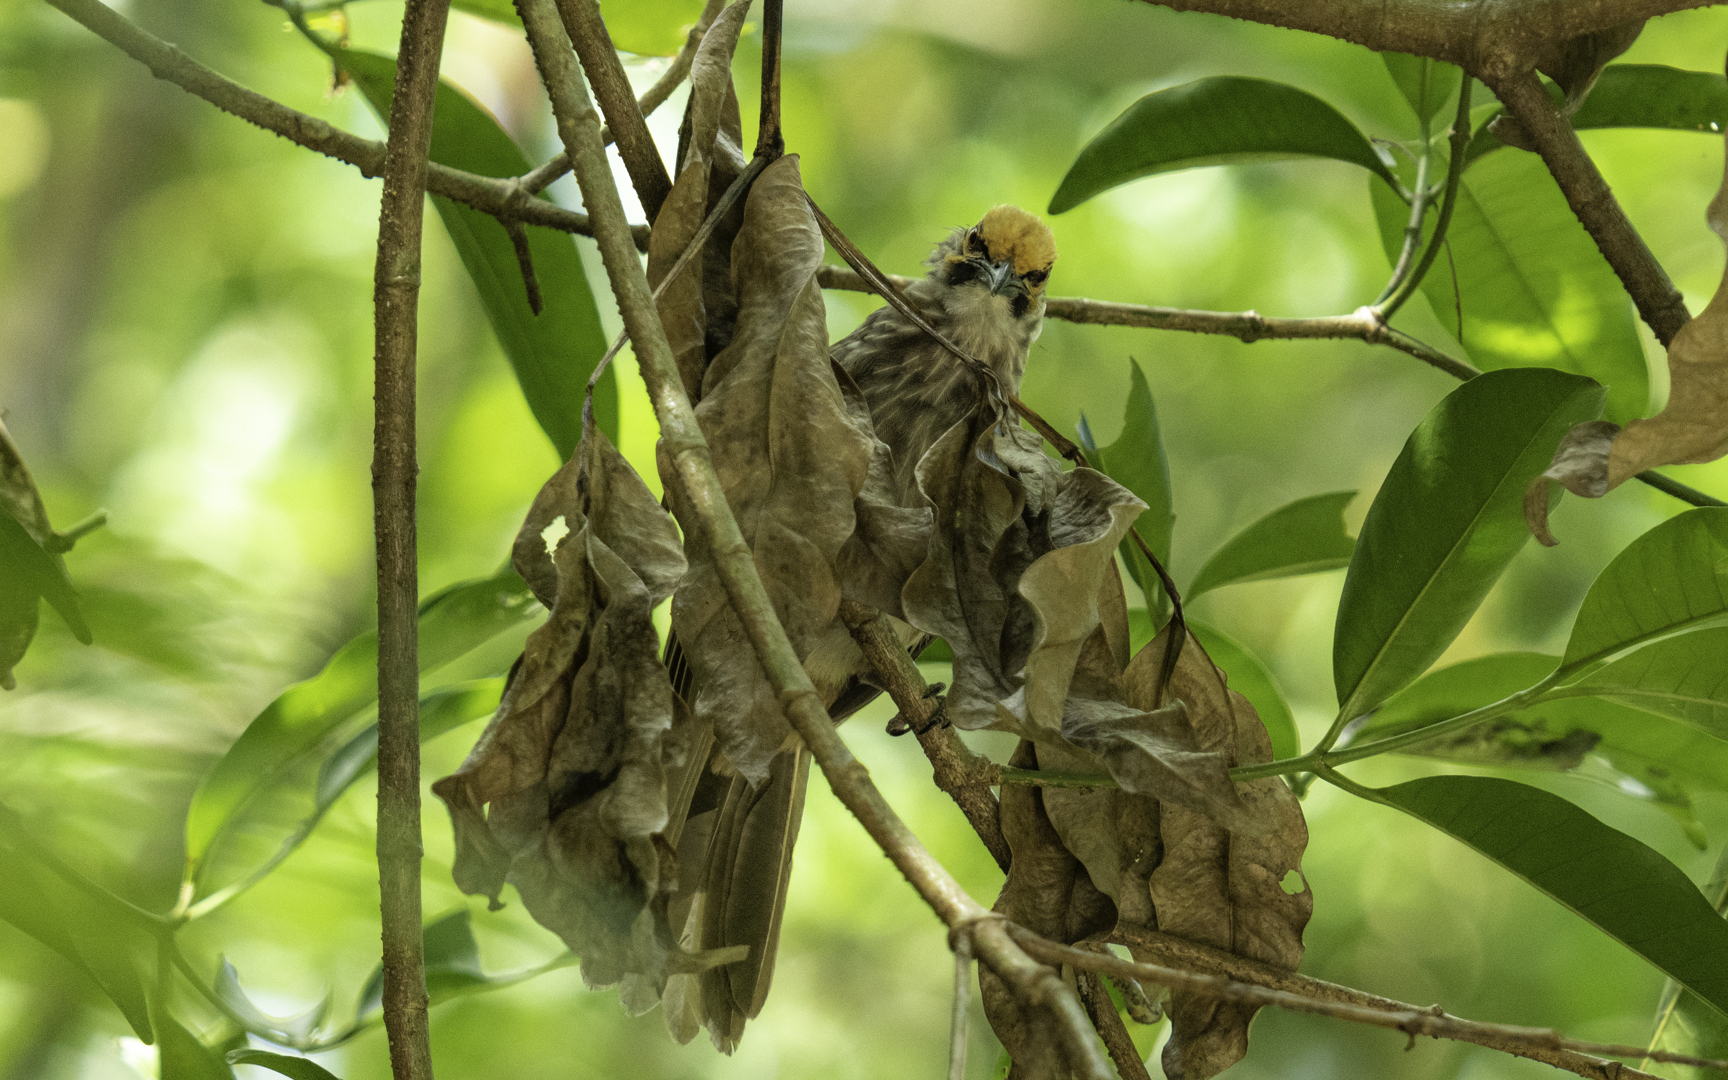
[662,204,1057,1051]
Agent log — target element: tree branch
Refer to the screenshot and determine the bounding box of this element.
[1487,69,1691,346]
[837,600,1012,871]
[1138,1,1712,75]
[516,0,725,196]
[516,1,1105,1072]
[556,0,674,219]
[42,0,651,247]
[1076,966,1153,1080]
[1033,926,1723,1080]
[370,2,447,1079]
[813,265,1482,380]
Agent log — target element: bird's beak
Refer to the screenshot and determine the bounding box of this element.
[983,259,1019,296]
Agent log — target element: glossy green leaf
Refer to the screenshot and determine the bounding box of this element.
[1563,627,1728,738]
[1382,774,1728,1017]
[357,910,491,1020]
[184,571,536,877]
[1646,842,1728,1079]
[1381,53,1461,127]
[1188,491,1355,599]
[1563,509,1728,671]
[1354,652,1728,847]
[1333,368,1604,723]
[1189,621,1299,760]
[602,0,706,56]
[227,1050,341,1080]
[0,828,152,1041]
[1369,153,1648,422]
[339,50,614,457]
[1078,361,1173,614]
[1049,76,1395,214]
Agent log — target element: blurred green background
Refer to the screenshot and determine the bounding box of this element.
[4,0,1728,1076]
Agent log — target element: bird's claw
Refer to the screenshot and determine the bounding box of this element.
[887,683,947,736]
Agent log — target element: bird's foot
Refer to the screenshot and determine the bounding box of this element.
[887,682,946,736]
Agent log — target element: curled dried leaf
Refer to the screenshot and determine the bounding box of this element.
[664,154,874,786]
[434,412,691,992]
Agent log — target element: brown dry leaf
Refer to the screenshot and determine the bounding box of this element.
[651,0,752,401]
[981,739,1118,1080]
[1527,135,1728,543]
[663,154,874,785]
[901,407,1145,735]
[1136,625,1312,1080]
[832,361,933,618]
[432,409,692,994]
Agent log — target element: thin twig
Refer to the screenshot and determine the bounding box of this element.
[504,220,543,315]
[838,600,1011,871]
[813,265,1482,381]
[1077,967,1153,1080]
[1025,928,1722,1079]
[370,1,446,1078]
[558,0,674,219]
[1378,68,1472,320]
[949,930,973,1080]
[756,0,784,159]
[42,0,651,247]
[1487,68,1690,347]
[517,0,724,195]
[1374,138,1432,306]
[45,509,108,553]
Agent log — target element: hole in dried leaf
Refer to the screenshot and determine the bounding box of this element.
[541,514,570,555]
[1279,869,1306,895]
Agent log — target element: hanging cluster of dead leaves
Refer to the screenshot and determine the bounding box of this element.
[434,6,1309,1074]
[1528,127,1728,543]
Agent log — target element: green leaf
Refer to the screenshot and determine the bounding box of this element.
[0,506,89,644]
[1333,368,1604,723]
[450,0,521,26]
[1049,76,1396,214]
[1189,622,1300,760]
[1381,774,1728,1018]
[1354,652,1728,847]
[227,1050,342,1080]
[1370,155,1648,422]
[339,50,614,457]
[1187,491,1355,599]
[183,571,536,879]
[315,680,503,809]
[1381,53,1461,127]
[1079,362,1173,614]
[155,1009,234,1080]
[602,0,706,56]
[1565,627,1728,738]
[1647,843,1728,1080]
[1574,65,1728,132]
[0,819,153,1041]
[1563,508,1728,671]
[216,958,329,1044]
[357,910,491,1020]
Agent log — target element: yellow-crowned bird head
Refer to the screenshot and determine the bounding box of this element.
[928,205,1056,323]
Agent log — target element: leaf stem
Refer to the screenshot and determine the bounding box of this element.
[1377,69,1472,321]
[1373,139,1431,306]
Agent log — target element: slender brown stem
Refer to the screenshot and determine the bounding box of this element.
[1077,968,1153,1080]
[1487,69,1690,347]
[1029,928,1716,1080]
[371,2,447,1079]
[838,600,1011,871]
[517,0,724,196]
[557,0,674,219]
[756,0,784,159]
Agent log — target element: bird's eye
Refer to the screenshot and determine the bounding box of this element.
[1024,268,1048,287]
[966,228,983,253]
